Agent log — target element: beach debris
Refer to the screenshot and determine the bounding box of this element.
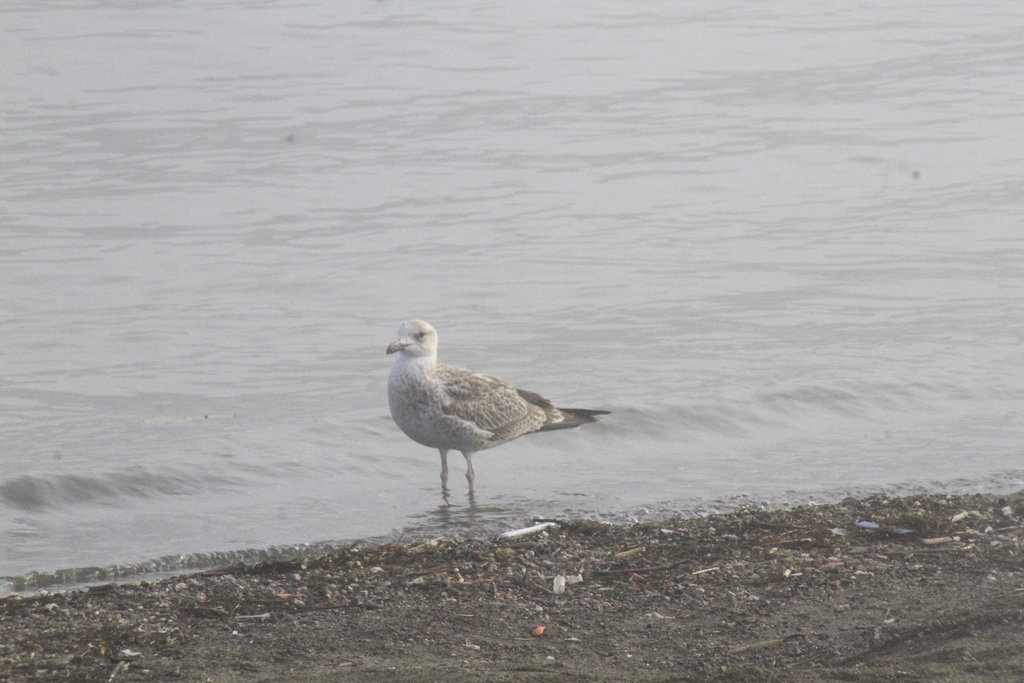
[691,566,720,576]
[107,649,141,682]
[499,522,558,539]
[532,625,546,637]
[407,537,444,554]
[108,660,127,682]
[550,571,583,593]
[922,536,956,545]
[613,546,646,559]
[853,520,911,535]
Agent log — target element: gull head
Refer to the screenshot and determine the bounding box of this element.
[386,319,439,359]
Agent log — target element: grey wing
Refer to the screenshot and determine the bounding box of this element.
[436,364,548,443]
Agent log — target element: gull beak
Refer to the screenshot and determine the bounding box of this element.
[386,339,410,355]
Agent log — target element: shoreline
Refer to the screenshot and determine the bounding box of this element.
[11,479,1020,596]
[3,489,1023,681]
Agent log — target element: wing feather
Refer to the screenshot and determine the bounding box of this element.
[435,364,548,443]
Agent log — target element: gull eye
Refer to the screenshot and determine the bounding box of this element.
[414,331,426,341]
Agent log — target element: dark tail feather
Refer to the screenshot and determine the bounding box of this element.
[540,407,611,432]
[515,389,609,432]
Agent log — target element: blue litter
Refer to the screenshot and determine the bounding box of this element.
[855,520,880,530]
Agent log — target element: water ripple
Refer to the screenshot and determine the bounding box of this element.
[0,470,240,512]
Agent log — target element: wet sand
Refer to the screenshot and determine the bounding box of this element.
[2,490,1023,681]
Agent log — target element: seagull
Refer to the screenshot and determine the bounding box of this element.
[386,320,609,493]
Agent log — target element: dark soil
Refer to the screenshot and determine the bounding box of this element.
[3,490,1023,682]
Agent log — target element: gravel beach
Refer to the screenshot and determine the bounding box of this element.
[3,490,1023,682]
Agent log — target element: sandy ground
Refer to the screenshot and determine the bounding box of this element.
[2,490,1023,682]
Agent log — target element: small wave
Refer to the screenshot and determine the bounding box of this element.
[2,541,352,595]
[609,403,764,440]
[755,380,945,417]
[618,381,957,442]
[0,469,236,511]
[757,384,868,416]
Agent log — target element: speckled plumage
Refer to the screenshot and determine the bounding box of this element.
[386,320,609,493]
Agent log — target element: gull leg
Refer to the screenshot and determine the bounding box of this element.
[462,451,476,493]
[438,449,449,490]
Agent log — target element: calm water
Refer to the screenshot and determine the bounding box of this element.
[2,1,1023,590]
